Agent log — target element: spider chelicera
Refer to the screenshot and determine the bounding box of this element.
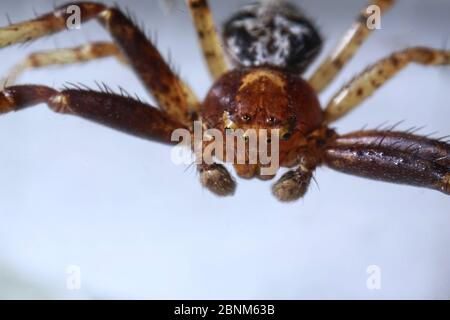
[0,0,449,202]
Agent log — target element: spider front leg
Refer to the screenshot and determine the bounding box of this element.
[271,128,334,202]
[198,163,236,196]
[0,84,237,195]
[272,142,323,202]
[308,0,395,92]
[0,2,199,126]
[272,163,316,202]
[324,47,450,123]
[193,138,236,197]
[323,130,450,195]
[0,85,184,143]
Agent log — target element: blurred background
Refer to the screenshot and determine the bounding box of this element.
[0,0,449,299]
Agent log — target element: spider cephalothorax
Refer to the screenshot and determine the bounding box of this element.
[0,0,449,202]
[202,65,324,180]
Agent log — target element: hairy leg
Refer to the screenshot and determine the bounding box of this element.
[308,0,395,92]
[0,2,199,125]
[323,130,450,195]
[186,0,228,80]
[0,84,237,195]
[323,47,450,123]
[1,42,125,87]
[0,85,184,143]
[272,150,321,202]
[272,165,315,202]
[198,163,236,196]
[271,128,335,202]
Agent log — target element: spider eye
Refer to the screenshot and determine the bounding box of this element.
[241,114,251,122]
[282,132,292,141]
[266,116,277,124]
[288,115,297,123]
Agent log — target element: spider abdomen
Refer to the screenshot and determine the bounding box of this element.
[222,1,322,73]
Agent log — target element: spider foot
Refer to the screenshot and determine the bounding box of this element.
[272,167,312,202]
[199,163,236,197]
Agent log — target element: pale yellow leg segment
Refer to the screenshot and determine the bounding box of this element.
[0,5,104,48]
[324,47,450,123]
[308,0,395,93]
[1,42,125,87]
[0,18,65,48]
[0,40,200,123]
[186,0,228,80]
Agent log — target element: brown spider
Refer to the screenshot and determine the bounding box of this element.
[0,0,449,202]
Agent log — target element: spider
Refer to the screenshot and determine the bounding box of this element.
[0,0,449,202]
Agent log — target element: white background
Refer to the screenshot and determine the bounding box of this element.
[0,0,449,299]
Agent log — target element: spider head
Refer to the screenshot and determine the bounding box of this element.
[202,66,323,178]
[222,1,322,73]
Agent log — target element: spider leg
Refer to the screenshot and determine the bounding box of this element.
[0,84,235,195]
[272,164,316,202]
[0,2,199,126]
[271,127,334,202]
[0,85,184,143]
[186,0,228,80]
[308,0,395,92]
[1,42,125,87]
[323,130,450,195]
[324,47,450,123]
[271,151,320,202]
[198,163,236,196]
